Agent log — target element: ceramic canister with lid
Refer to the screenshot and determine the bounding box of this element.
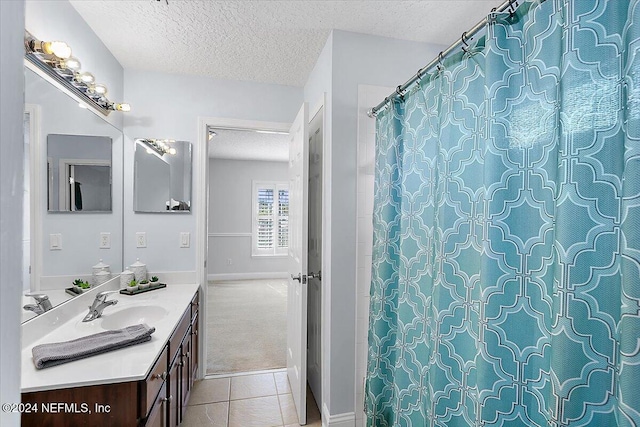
[92,259,111,285]
[94,270,111,285]
[130,258,147,282]
[120,269,135,288]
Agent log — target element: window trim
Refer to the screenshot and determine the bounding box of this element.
[251,180,289,257]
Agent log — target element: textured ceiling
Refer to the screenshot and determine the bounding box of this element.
[69,0,500,87]
[208,128,289,161]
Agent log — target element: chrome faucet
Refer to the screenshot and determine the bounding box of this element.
[23,293,53,315]
[83,290,119,322]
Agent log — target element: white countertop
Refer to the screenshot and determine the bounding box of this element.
[21,283,199,393]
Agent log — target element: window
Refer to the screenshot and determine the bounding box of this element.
[252,181,289,256]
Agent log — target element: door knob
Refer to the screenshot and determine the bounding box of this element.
[291,273,302,282]
[309,271,322,280]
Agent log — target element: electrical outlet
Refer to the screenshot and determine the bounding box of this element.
[180,232,190,248]
[136,232,147,248]
[49,233,62,250]
[100,232,111,249]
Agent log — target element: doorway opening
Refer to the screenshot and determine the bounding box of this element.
[197,106,326,424]
[206,127,291,375]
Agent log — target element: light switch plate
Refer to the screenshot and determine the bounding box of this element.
[49,233,62,250]
[100,232,111,249]
[180,232,190,248]
[136,232,147,248]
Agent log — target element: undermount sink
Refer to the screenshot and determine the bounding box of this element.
[100,305,169,330]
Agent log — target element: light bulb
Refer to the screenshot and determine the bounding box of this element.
[168,148,177,155]
[94,84,107,95]
[91,84,108,96]
[42,41,71,59]
[116,103,131,112]
[78,72,95,84]
[63,57,81,71]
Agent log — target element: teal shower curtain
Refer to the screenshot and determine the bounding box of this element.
[365,0,640,426]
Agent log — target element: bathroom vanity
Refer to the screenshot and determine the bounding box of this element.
[21,284,200,427]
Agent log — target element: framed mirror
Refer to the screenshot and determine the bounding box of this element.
[47,134,112,212]
[133,139,192,213]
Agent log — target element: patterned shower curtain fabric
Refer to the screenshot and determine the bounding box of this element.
[365,0,640,426]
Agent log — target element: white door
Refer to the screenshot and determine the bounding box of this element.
[307,105,323,405]
[287,103,309,425]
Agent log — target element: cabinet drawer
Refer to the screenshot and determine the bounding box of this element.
[140,344,168,418]
[169,308,190,363]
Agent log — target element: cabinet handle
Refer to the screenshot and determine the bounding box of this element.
[162,395,173,403]
[192,330,198,336]
[186,351,190,358]
[152,372,167,381]
[178,361,184,367]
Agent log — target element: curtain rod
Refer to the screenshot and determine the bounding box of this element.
[368,0,520,118]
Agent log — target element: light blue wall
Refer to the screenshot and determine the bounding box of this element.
[123,70,303,272]
[1,1,25,425]
[208,159,289,276]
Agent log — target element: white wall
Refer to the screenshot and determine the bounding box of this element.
[303,30,445,420]
[208,159,289,278]
[25,0,125,130]
[0,1,25,425]
[123,70,303,273]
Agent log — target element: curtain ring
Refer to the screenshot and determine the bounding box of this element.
[508,0,518,16]
[437,51,444,71]
[461,31,469,53]
[395,85,404,100]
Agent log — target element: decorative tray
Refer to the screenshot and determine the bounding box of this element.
[65,287,89,296]
[119,283,167,295]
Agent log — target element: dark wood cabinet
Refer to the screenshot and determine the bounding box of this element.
[22,290,200,427]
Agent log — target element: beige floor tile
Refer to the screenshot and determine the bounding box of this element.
[230,373,277,400]
[228,396,283,427]
[278,393,299,425]
[278,388,322,427]
[189,377,231,405]
[274,371,291,394]
[182,401,229,427]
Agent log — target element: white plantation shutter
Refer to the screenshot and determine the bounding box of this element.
[257,188,274,249]
[252,181,289,256]
[277,187,289,249]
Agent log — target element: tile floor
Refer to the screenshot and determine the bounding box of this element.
[182,371,322,427]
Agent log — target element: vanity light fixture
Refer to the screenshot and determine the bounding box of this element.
[24,30,130,116]
[137,138,177,156]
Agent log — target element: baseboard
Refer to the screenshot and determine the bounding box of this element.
[322,403,356,427]
[207,272,288,281]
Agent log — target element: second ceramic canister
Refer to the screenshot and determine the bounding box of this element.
[130,258,147,282]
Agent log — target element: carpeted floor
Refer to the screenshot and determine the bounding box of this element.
[207,279,287,375]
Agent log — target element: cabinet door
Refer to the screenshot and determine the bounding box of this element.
[180,330,192,412]
[144,383,167,427]
[191,313,199,383]
[167,356,180,427]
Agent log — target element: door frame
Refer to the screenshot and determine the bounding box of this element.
[25,104,42,292]
[195,105,330,416]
